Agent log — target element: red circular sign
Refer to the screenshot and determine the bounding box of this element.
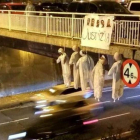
[121,59,140,88]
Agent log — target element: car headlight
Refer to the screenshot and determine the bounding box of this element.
[8,132,27,140]
[49,88,56,93]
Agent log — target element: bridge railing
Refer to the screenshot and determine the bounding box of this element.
[0,10,140,47]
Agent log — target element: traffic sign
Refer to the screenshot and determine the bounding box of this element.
[121,59,140,88]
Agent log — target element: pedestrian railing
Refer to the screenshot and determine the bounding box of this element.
[0,10,140,47]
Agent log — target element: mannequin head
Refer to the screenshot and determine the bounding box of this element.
[27,0,32,5]
[114,52,122,61]
[58,48,64,55]
[80,50,86,56]
[99,55,106,65]
[72,45,79,52]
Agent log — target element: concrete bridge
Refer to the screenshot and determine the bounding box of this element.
[0,11,140,60]
[0,11,140,97]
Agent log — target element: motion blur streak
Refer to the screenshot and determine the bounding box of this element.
[8,132,27,140]
[98,112,130,121]
[91,107,104,110]
[35,110,50,115]
[43,109,54,111]
[83,119,99,125]
[35,108,54,115]
[40,114,53,118]
[56,100,67,103]
[36,100,47,104]
[35,104,46,108]
[93,101,110,106]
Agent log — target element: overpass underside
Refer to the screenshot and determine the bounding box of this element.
[0,28,140,60]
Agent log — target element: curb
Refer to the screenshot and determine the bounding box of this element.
[0,101,33,111]
[0,80,112,110]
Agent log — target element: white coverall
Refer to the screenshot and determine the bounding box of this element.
[92,59,105,100]
[69,51,80,89]
[57,53,71,87]
[76,55,94,91]
[25,4,35,15]
[108,60,124,100]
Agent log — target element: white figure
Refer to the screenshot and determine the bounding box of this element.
[108,52,124,102]
[69,45,80,89]
[92,56,106,102]
[76,50,94,91]
[56,48,71,87]
[25,0,35,15]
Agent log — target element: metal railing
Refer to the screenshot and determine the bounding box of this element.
[0,10,140,47]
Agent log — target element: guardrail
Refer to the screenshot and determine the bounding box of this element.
[0,10,140,47]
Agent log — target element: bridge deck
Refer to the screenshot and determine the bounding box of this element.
[0,28,139,60]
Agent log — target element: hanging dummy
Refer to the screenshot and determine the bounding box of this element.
[108,52,124,102]
[69,45,81,89]
[76,50,94,91]
[56,48,71,87]
[92,55,106,102]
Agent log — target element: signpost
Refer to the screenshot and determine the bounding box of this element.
[121,59,140,88]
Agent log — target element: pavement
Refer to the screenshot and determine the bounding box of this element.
[0,74,112,110]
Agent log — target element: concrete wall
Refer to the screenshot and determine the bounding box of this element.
[0,46,63,97]
[0,34,115,97]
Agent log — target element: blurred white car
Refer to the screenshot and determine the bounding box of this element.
[30,84,93,109]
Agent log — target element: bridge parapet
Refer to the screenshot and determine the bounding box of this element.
[0,11,140,47]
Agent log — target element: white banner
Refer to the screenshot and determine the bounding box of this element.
[81,15,114,50]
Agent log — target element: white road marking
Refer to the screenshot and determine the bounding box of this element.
[83,112,130,125]
[0,121,10,125]
[0,104,33,112]
[126,95,140,99]
[0,117,29,126]
[102,86,130,93]
[98,112,130,121]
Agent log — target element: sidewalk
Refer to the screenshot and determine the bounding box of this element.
[95,131,131,140]
[0,79,112,110]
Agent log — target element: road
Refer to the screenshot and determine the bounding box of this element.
[0,86,140,140]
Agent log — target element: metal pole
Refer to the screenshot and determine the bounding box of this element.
[131,47,137,60]
[26,12,28,33]
[46,13,49,36]
[71,14,75,39]
[8,10,11,31]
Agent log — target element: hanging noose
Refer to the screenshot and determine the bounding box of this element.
[64,45,65,52]
[64,39,67,52]
[86,46,87,54]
